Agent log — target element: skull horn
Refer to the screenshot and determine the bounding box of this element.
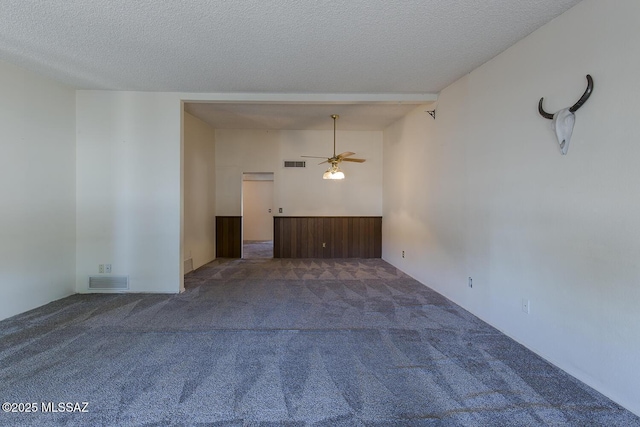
[537,74,594,120]
[538,98,554,120]
[569,74,594,113]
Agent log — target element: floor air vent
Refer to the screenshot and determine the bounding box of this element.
[284,161,306,168]
[89,276,129,290]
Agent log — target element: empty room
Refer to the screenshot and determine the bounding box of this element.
[1,1,639,425]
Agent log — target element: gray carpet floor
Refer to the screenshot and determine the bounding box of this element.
[0,254,638,426]
[243,240,274,259]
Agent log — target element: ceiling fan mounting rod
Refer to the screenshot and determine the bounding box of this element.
[331,114,338,157]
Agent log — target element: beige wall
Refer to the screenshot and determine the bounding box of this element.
[382,0,640,415]
[215,129,382,217]
[0,60,76,321]
[184,112,216,270]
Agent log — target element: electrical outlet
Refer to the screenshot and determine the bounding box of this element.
[402,250,405,258]
[105,264,112,274]
[468,277,473,288]
[522,299,530,314]
[279,208,283,213]
[99,264,104,274]
[322,242,326,248]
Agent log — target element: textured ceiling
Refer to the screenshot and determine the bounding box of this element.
[2,1,581,130]
[1,0,581,94]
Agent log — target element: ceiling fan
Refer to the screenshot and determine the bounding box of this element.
[302,114,366,180]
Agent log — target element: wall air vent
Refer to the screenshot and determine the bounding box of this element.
[284,161,306,168]
[89,276,129,291]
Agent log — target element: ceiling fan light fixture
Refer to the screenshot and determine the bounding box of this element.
[323,164,345,180]
[323,170,345,180]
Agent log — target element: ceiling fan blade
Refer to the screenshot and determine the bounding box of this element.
[318,160,329,165]
[301,155,328,159]
[337,151,356,158]
[342,158,366,163]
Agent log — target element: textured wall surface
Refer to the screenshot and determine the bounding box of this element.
[184,112,216,270]
[215,129,383,217]
[76,91,182,293]
[0,60,76,321]
[383,0,640,416]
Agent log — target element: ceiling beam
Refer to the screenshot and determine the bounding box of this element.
[181,92,438,104]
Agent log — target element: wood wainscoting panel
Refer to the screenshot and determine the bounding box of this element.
[216,216,241,258]
[274,216,381,258]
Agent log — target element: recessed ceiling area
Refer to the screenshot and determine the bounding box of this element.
[183,102,432,131]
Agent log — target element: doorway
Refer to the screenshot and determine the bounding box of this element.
[242,173,274,259]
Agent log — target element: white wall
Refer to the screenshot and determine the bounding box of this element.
[76,91,182,293]
[216,129,382,216]
[0,60,76,320]
[383,0,640,415]
[184,112,216,270]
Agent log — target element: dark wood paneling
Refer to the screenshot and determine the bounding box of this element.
[273,216,382,259]
[216,216,241,258]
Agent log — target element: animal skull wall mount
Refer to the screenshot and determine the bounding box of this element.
[538,75,593,155]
